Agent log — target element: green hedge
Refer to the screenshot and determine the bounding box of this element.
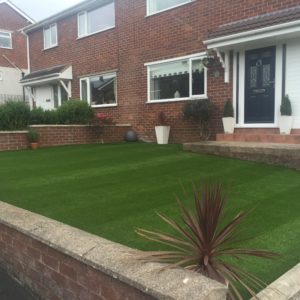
[0,101,30,130]
[0,100,95,131]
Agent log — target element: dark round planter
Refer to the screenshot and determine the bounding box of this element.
[125,130,138,142]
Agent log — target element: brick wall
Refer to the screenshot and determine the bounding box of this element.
[0,125,131,151]
[0,132,28,151]
[0,2,30,69]
[0,223,154,300]
[0,202,227,300]
[27,0,300,143]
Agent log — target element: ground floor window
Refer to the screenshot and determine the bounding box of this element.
[53,84,69,108]
[80,73,117,107]
[147,55,207,102]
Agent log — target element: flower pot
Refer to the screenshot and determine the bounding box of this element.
[155,126,170,144]
[279,116,293,134]
[30,142,39,150]
[222,117,235,134]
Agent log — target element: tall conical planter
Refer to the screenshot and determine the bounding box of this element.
[155,126,170,144]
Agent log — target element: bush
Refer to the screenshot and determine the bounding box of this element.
[29,107,46,124]
[223,99,234,118]
[280,95,292,116]
[0,101,30,130]
[43,110,59,124]
[27,130,40,143]
[57,100,94,124]
[182,99,214,140]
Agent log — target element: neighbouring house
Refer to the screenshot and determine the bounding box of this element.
[21,0,300,142]
[0,0,33,103]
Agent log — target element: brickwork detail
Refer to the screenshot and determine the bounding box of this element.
[0,125,131,151]
[0,223,153,300]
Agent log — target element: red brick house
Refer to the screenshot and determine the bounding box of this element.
[21,0,300,142]
[0,0,33,102]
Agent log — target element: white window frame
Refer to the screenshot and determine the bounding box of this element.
[77,1,115,39]
[80,72,117,108]
[43,23,58,50]
[0,30,12,49]
[146,53,207,103]
[146,0,194,16]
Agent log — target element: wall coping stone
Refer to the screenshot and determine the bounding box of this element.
[0,131,28,134]
[0,201,227,300]
[29,124,131,128]
[253,263,300,300]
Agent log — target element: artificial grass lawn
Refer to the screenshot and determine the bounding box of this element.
[0,143,299,290]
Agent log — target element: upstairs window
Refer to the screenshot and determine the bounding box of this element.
[78,1,115,38]
[147,0,192,15]
[0,31,12,49]
[43,24,58,49]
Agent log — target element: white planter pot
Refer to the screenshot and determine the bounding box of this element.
[279,116,293,135]
[222,117,235,134]
[155,126,170,144]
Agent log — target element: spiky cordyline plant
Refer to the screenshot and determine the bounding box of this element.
[136,183,279,299]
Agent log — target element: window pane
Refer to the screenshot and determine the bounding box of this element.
[51,25,57,45]
[87,1,115,34]
[90,74,116,106]
[61,84,68,104]
[150,60,189,101]
[0,32,11,48]
[192,59,205,96]
[78,12,86,36]
[81,79,88,101]
[148,0,190,14]
[44,28,51,48]
[53,85,59,108]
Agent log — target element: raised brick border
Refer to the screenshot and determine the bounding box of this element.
[0,124,131,151]
[0,202,227,300]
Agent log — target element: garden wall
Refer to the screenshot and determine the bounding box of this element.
[0,202,227,300]
[0,124,131,151]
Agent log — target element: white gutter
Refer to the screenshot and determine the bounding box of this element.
[204,19,300,48]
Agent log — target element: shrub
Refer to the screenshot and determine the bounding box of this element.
[57,100,94,124]
[182,99,214,140]
[27,130,40,143]
[137,182,278,299]
[280,95,292,116]
[223,99,234,118]
[157,112,168,126]
[0,101,30,131]
[43,110,59,124]
[29,107,46,124]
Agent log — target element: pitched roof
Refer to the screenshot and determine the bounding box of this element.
[208,5,300,39]
[21,65,69,82]
[0,0,35,24]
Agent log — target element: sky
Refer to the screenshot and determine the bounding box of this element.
[11,0,83,21]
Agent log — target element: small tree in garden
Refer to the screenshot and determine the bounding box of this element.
[280,95,292,116]
[223,99,234,118]
[136,182,279,299]
[182,99,213,140]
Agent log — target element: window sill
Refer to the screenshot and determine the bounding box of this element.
[147,96,207,104]
[0,46,13,50]
[91,103,117,108]
[43,45,58,51]
[145,0,195,18]
[77,26,115,40]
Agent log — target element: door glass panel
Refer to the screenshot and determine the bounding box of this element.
[263,64,271,87]
[250,66,257,88]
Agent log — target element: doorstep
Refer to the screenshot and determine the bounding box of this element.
[183,141,300,170]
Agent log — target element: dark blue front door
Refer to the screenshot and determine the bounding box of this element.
[245,46,276,123]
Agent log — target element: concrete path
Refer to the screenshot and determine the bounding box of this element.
[0,268,35,300]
